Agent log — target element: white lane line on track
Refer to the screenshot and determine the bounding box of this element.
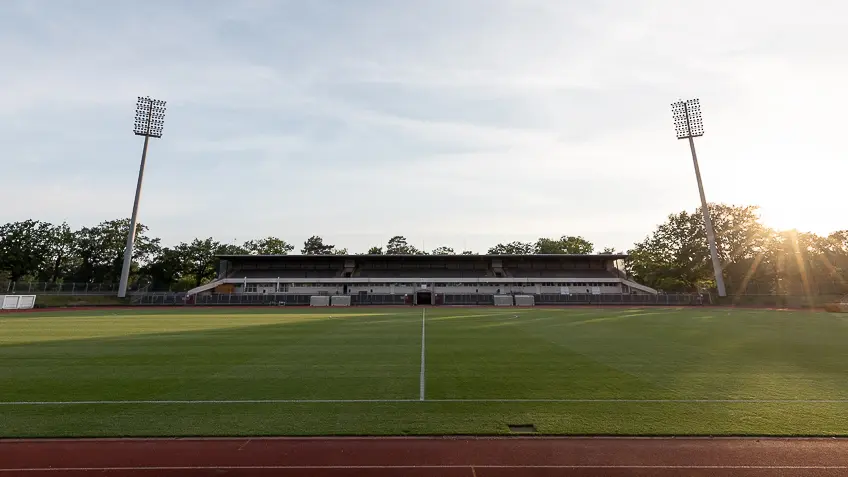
[2,465,848,471]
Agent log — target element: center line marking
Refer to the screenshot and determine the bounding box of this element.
[420,308,426,401]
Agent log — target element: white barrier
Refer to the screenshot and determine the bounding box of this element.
[309,296,330,307]
[1,295,36,310]
[514,295,535,307]
[493,295,513,306]
[330,296,351,307]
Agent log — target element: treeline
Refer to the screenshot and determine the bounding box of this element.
[0,204,845,295]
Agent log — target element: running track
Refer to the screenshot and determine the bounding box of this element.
[2,437,847,476]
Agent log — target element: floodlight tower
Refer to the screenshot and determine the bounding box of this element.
[671,99,726,297]
[118,96,167,298]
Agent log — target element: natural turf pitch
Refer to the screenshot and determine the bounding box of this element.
[2,307,848,437]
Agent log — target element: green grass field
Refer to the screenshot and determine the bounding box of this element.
[2,306,848,437]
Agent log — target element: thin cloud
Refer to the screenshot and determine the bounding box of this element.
[0,0,846,254]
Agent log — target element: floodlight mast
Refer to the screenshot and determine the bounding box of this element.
[118,96,167,298]
[672,99,727,297]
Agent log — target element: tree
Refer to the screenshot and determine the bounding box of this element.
[42,222,76,283]
[487,241,534,255]
[627,204,777,293]
[367,246,383,255]
[627,210,712,292]
[142,247,184,290]
[177,238,221,287]
[69,219,160,283]
[0,220,54,281]
[386,236,421,255]
[243,237,294,255]
[461,250,475,255]
[599,247,617,255]
[216,243,249,255]
[431,246,454,255]
[301,235,338,255]
[534,236,594,254]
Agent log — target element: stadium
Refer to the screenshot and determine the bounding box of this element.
[180,253,664,306]
[3,3,848,472]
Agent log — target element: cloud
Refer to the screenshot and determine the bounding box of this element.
[1,0,846,254]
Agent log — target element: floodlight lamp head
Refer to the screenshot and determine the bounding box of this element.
[671,98,704,139]
[133,96,167,138]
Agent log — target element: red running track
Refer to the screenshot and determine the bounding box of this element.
[2,437,848,476]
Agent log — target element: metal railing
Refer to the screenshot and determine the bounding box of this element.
[1,281,147,295]
[535,293,708,305]
[129,292,710,307]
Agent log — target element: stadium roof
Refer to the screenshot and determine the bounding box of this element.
[217,254,628,260]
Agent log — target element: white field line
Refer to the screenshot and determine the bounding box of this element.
[2,465,848,472]
[420,308,426,401]
[4,398,848,406]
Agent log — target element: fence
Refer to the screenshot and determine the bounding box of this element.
[192,293,314,306]
[351,294,406,306]
[1,281,147,295]
[129,292,708,307]
[536,293,707,306]
[442,294,496,306]
[131,293,187,306]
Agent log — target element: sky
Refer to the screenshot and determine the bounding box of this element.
[1,0,846,254]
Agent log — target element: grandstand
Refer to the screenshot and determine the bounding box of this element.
[186,254,657,305]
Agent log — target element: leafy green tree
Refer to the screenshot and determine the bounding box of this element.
[42,222,76,283]
[431,246,454,255]
[628,209,712,292]
[386,236,421,255]
[142,247,184,290]
[177,238,221,287]
[487,241,534,255]
[69,219,160,283]
[243,237,294,255]
[216,243,249,255]
[628,204,777,293]
[301,235,338,255]
[0,220,54,281]
[534,236,594,254]
[367,246,383,255]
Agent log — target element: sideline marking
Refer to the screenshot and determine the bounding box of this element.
[4,398,848,406]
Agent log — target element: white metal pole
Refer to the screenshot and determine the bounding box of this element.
[118,132,151,298]
[687,136,727,297]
